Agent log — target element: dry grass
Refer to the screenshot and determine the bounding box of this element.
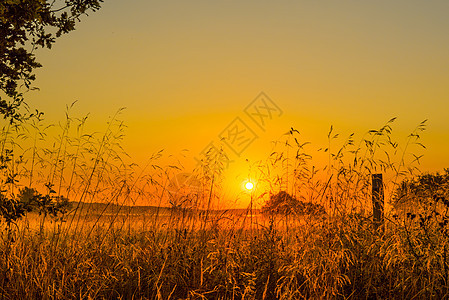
[2,208,449,299]
[1,110,447,299]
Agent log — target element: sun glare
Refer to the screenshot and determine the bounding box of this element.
[245,181,254,191]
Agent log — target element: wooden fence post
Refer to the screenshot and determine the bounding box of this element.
[372,173,384,231]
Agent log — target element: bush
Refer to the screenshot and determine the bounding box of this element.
[0,187,71,228]
[261,191,325,216]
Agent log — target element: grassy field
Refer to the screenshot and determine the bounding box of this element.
[1,113,447,299]
[1,201,449,299]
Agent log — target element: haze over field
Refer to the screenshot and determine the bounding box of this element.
[23,0,449,206]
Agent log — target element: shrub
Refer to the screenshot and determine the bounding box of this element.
[261,191,325,216]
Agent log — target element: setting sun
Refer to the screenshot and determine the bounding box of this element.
[245,181,254,191]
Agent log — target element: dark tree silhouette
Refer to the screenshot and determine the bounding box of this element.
[261,191,325,216]
[0,0,103,122]
[394,169,449,211]
[0,186,71,230]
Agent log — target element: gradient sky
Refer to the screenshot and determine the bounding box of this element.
[27,0,449,205]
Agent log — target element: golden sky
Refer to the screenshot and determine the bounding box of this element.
[27,1,449,206]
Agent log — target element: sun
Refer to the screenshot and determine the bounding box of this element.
[245,181,254,191]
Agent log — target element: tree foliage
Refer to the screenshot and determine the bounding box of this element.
[0,187,71,228]
[394,169,449,210]
[0,0,103,122]
[261,191,325,216]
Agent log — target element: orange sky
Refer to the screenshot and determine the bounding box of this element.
[25,1,449,207]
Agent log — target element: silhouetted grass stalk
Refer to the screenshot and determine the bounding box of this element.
[1,112,444,299]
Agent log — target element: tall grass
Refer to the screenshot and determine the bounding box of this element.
[1,109,447,299]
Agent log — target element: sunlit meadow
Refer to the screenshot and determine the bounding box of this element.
[1,104,447,299]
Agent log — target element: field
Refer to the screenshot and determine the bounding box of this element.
[1,197,449,299]
[1,115,448,299]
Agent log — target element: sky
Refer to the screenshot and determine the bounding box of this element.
[27,0,449,206]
